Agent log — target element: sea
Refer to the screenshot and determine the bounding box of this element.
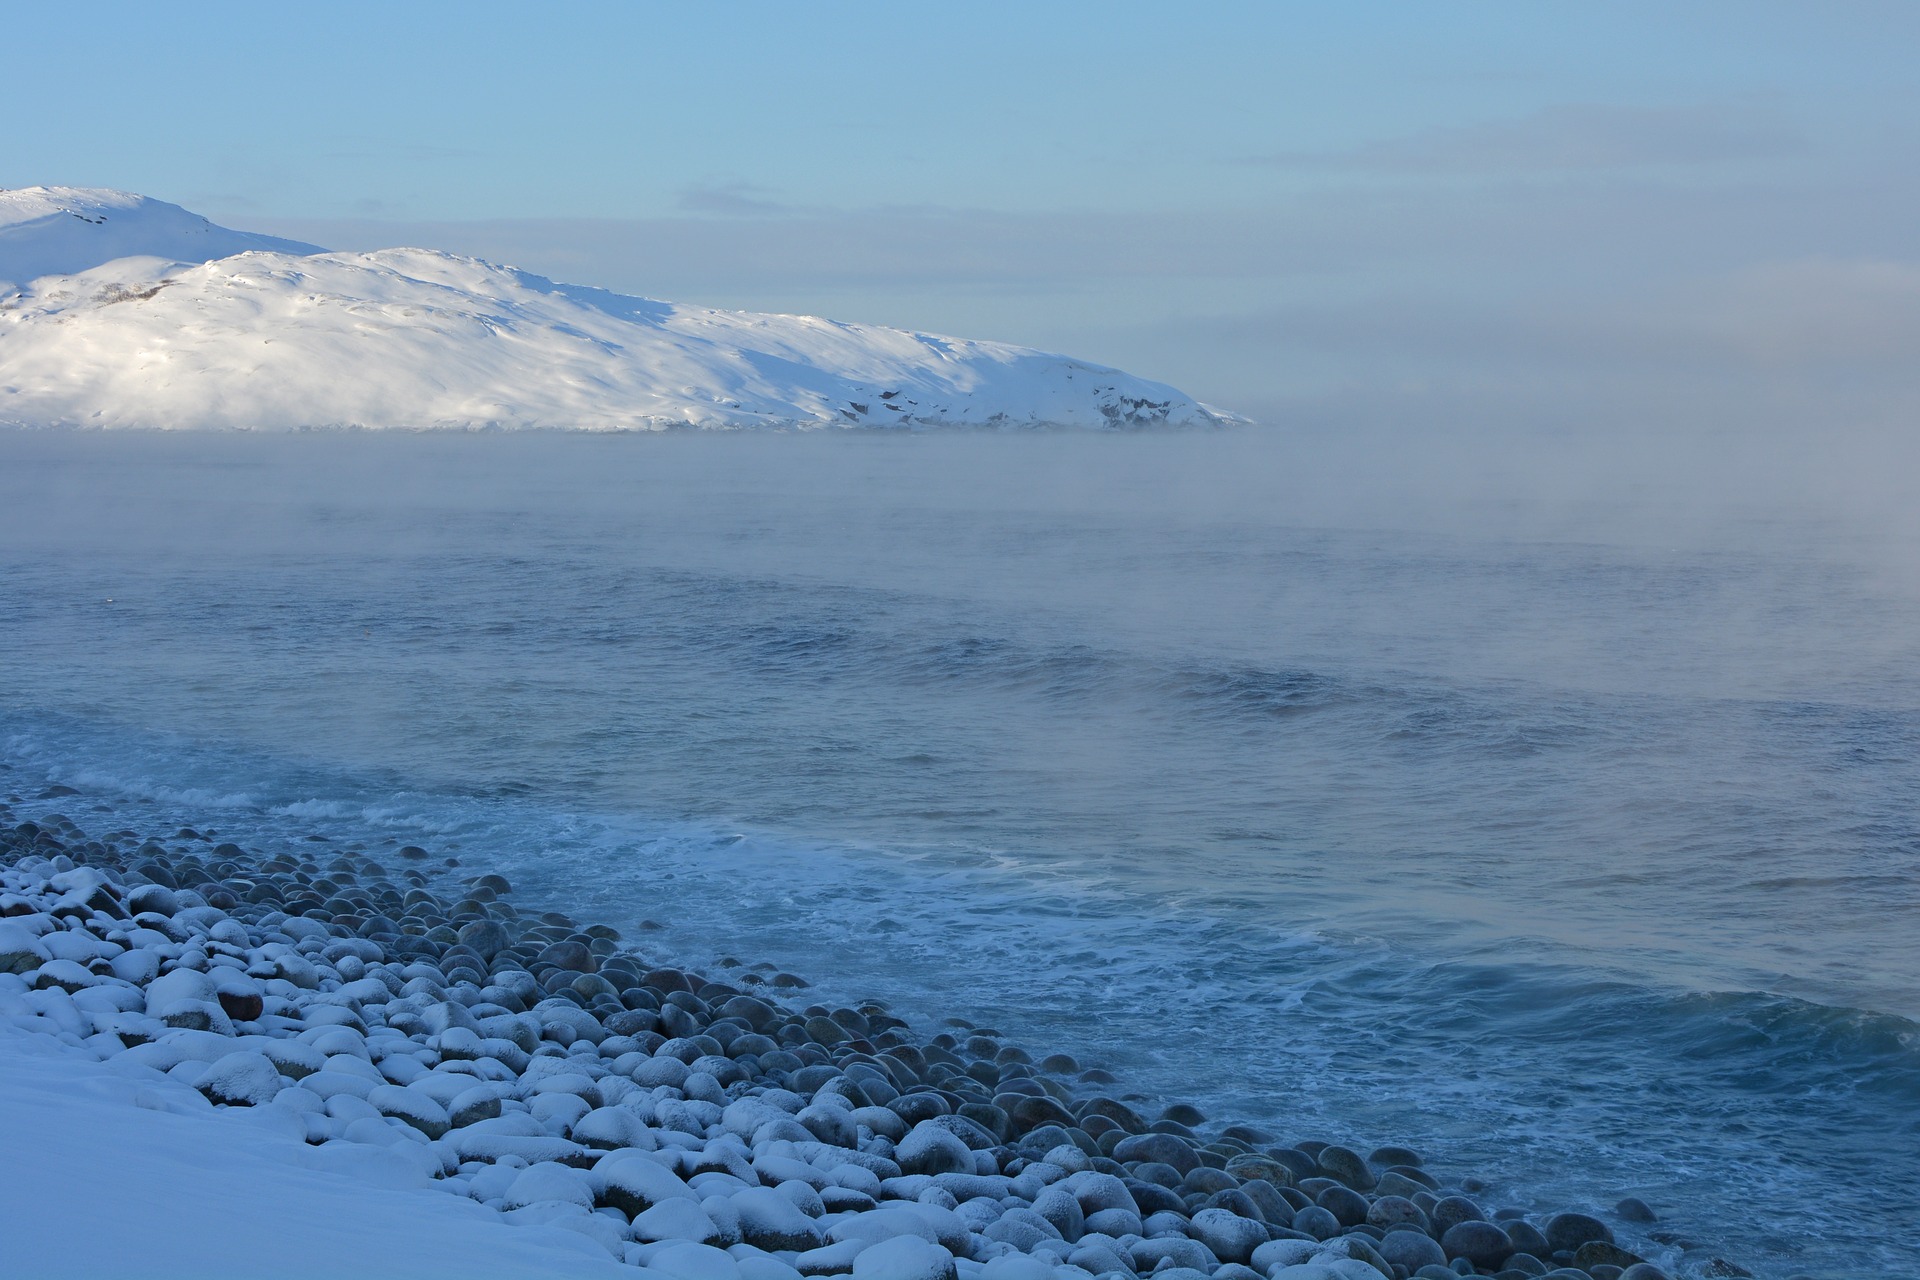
[1,427,1914,1279]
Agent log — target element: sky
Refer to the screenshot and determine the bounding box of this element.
[8,1,1920,429]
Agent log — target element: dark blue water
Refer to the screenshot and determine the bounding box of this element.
[1,429,1915,1278]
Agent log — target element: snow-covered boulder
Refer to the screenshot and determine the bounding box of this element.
[195,1050,285,1107]
[851,1234,958,1280]
[0,921,50,975]
[592,1150,699,1216]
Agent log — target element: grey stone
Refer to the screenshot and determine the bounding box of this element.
[851,1235,956,1280]
[1369,1195,1429,1232]
[1188,1207,1267,1265]
[1225,1153,1297,1187]
[1067,1242,1132,1275]
[896,1119,974,1177]
[126,884,180,916]
[457,919,510,959]
[1291,1204,1341,1240]
[366,1083,451,1139]
[195,1051,283,1107]
[984,1208,1063,1252]
[534,940,594,974]
[1317,1183,1370,1227]
[1443,1219,1516,1271]
[1616,1197,1658,1223]
[1133,1160,1184,1189]
[1430,1195,1486,1235]
[1125,1178,1185,1216]
[1573,1240,1646,1270]
[592,1152,697,1216]
[1545,1212,1615,1255]
[731,1185,822,1252]
[1031,1183,1085,1242]
[1065,1171,1135,1216]
[1375,1171,1435,1200]
[1369,1145,1423,1167]
[1183,1166,1238,1196]
[1082,1206,1143,1237]
[1112,1131,1199,1175]
[1129,1237,1217,1273]
[1316,1144,1378,1191]
[1237,1175,1294,1226]
[1505,1218,1551,1259]
[1378,1227,1448,1272]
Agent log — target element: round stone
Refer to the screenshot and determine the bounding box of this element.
[1545,1212,1614,1255]
[895,1119,974,1177]
[215,989,264,1022]
[852,1235,956,1280]
[1505,1218,1552,1259]
[1430,1195,1486,1235]
[1265,1149,1320,1183]
[126,883,180,916]
[804,1014,848,1045]
[1235,1176,1294,1226]
[1004,1093,1076,1134]
[1077,1096,1148,1133]
[1573,1240,1646,1271]
[1369,1145,1423,1167]
[1442,1219,1516,1271]
[195,1051,283,1106]
[534,940,594,974]
[1377,1227,1448,1273]
[1225,1153,1297,1188]
[1368,1195,1430,1232]
[1205,1188,1263,1222]
[457,919,510,958]
[1316,1184,1370,1227]
[1125,1180,1185,1216]
[1161,1102,1206,1126]
[1315,1144,1378,1191]
[1187,1207,1267,1265]
[1290,1204,1341,1240]
[1133,1161,1184,1189]
[1112,1131,1200,1175]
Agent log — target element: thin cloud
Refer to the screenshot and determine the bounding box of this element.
[676,181,795,217]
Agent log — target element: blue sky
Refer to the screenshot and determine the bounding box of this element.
[9,2,1919,422]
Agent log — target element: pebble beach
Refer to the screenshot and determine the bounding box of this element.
[0,795,1765,1280]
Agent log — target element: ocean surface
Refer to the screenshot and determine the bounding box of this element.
[1,428,1915,1279]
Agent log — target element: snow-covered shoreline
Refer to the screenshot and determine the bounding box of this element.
[0,187,1231,433]
[0,797,1696,1280]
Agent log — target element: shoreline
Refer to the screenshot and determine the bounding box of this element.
[0,799,1747,1280]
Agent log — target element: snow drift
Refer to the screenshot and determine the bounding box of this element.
[0,187,1227,432]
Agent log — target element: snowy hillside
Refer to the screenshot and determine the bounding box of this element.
[0,187,1226,431]
[0,187,322,289]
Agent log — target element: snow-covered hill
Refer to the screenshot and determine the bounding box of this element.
[0,187,323,289]
[0,187,1227,431]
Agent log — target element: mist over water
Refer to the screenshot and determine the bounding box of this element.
[2,427,1917,1278]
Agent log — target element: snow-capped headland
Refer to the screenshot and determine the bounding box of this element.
[0,187,1229,432]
